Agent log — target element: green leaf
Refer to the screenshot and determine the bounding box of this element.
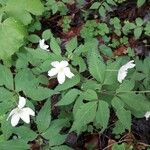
[116,108,131,130]
[28,34,40,43]
[51,145,73,150]
[116,80,135,93]
[1,117,13,140]
[137,0,146,7]
[0,18,27,60]
[134,27,143,39]
[82,89,98,101]
[71,102,97,132]
[36,99,51,133]
[57,89,80,106]
[90,2,100,9]
[50,37,61,55]
[42,29,52,40]
[88,49,106,83]
[0,139,29,150]
[99,6,106,17]
[55,75,80,91]
[42,119,69,146]
[118,93,150,113]
[65,37,77,54]
[106,0,117,6]
[0,64,13,89]
[26,87,56,101]
[5,0,44,25]
[13,126,37,141]
[95,101,110,130]
[112,143,125,150]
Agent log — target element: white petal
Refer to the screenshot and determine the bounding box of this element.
[60,61,68,68]
[48,68,58,77]
[7,108,18,121]
[18,96,26,109]
[117,60,135,83]
[51,61,60,68]
[39,39,49,50]
[117,70,127,83]
[64,67,74,78]
[11,114,20,127]
[20,111,30,124]
[22,107,35,116]
[57,72,66,84]
[144,112,150,120]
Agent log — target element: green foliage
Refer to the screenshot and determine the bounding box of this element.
[36,99,51,133]
[0,0,149,149]
[0,18,27,60]
[5,0,44,25]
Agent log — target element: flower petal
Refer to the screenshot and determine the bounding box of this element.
[144,112,150,120]
[18,96,26,109]
[64,67,74,78]
[117,70,127,83]
[7,108,18,121]
[60,61,68,68]
[39,39,49,50]
[48,68,58,77]
[51,61,60,68]
[11,114,20,127]
[117,60,135,83]
[57,72,66,84]
[20,111,30,124]
[22,107,35,116]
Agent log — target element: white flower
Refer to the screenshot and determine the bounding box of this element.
[144,112,150,120]
[39,39,49,51]
[117,60,135,83]
[7,96,35,127]
[48,60,74,84]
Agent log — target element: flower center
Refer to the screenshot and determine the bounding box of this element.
[59,67,64,73]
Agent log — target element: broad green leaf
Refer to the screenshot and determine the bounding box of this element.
[81,80,100,91]
[90,2,100,9]
[1,117,13,140]
[5,0,44,25]
[65,37,77,54]
[118,93,150,113]
[116,80,135,93]
[112,144,125,150]
[99,6,106,17]
[50,37,61,55]
[134,27,143,39]
[116,108,131,130]
[42,29,52,40]
[36,99,51,133]
[15,68,39,92]
[57,89,80,106]
[0,18,27,60]
[55,75,80,91]
[104,60,120,85]
[13,126,37,141]
[71,102,97,132]
[0,139,29,150]
[137,0,146,7]
[88,47,106,83]
[26,87,56,101]
[111,97,124,110]
[42,119,69,146]
[28,34,40,43]
[51,145,73,150]
[0,64,13,89]
[82,89,98,101]
[95,101,110,130]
